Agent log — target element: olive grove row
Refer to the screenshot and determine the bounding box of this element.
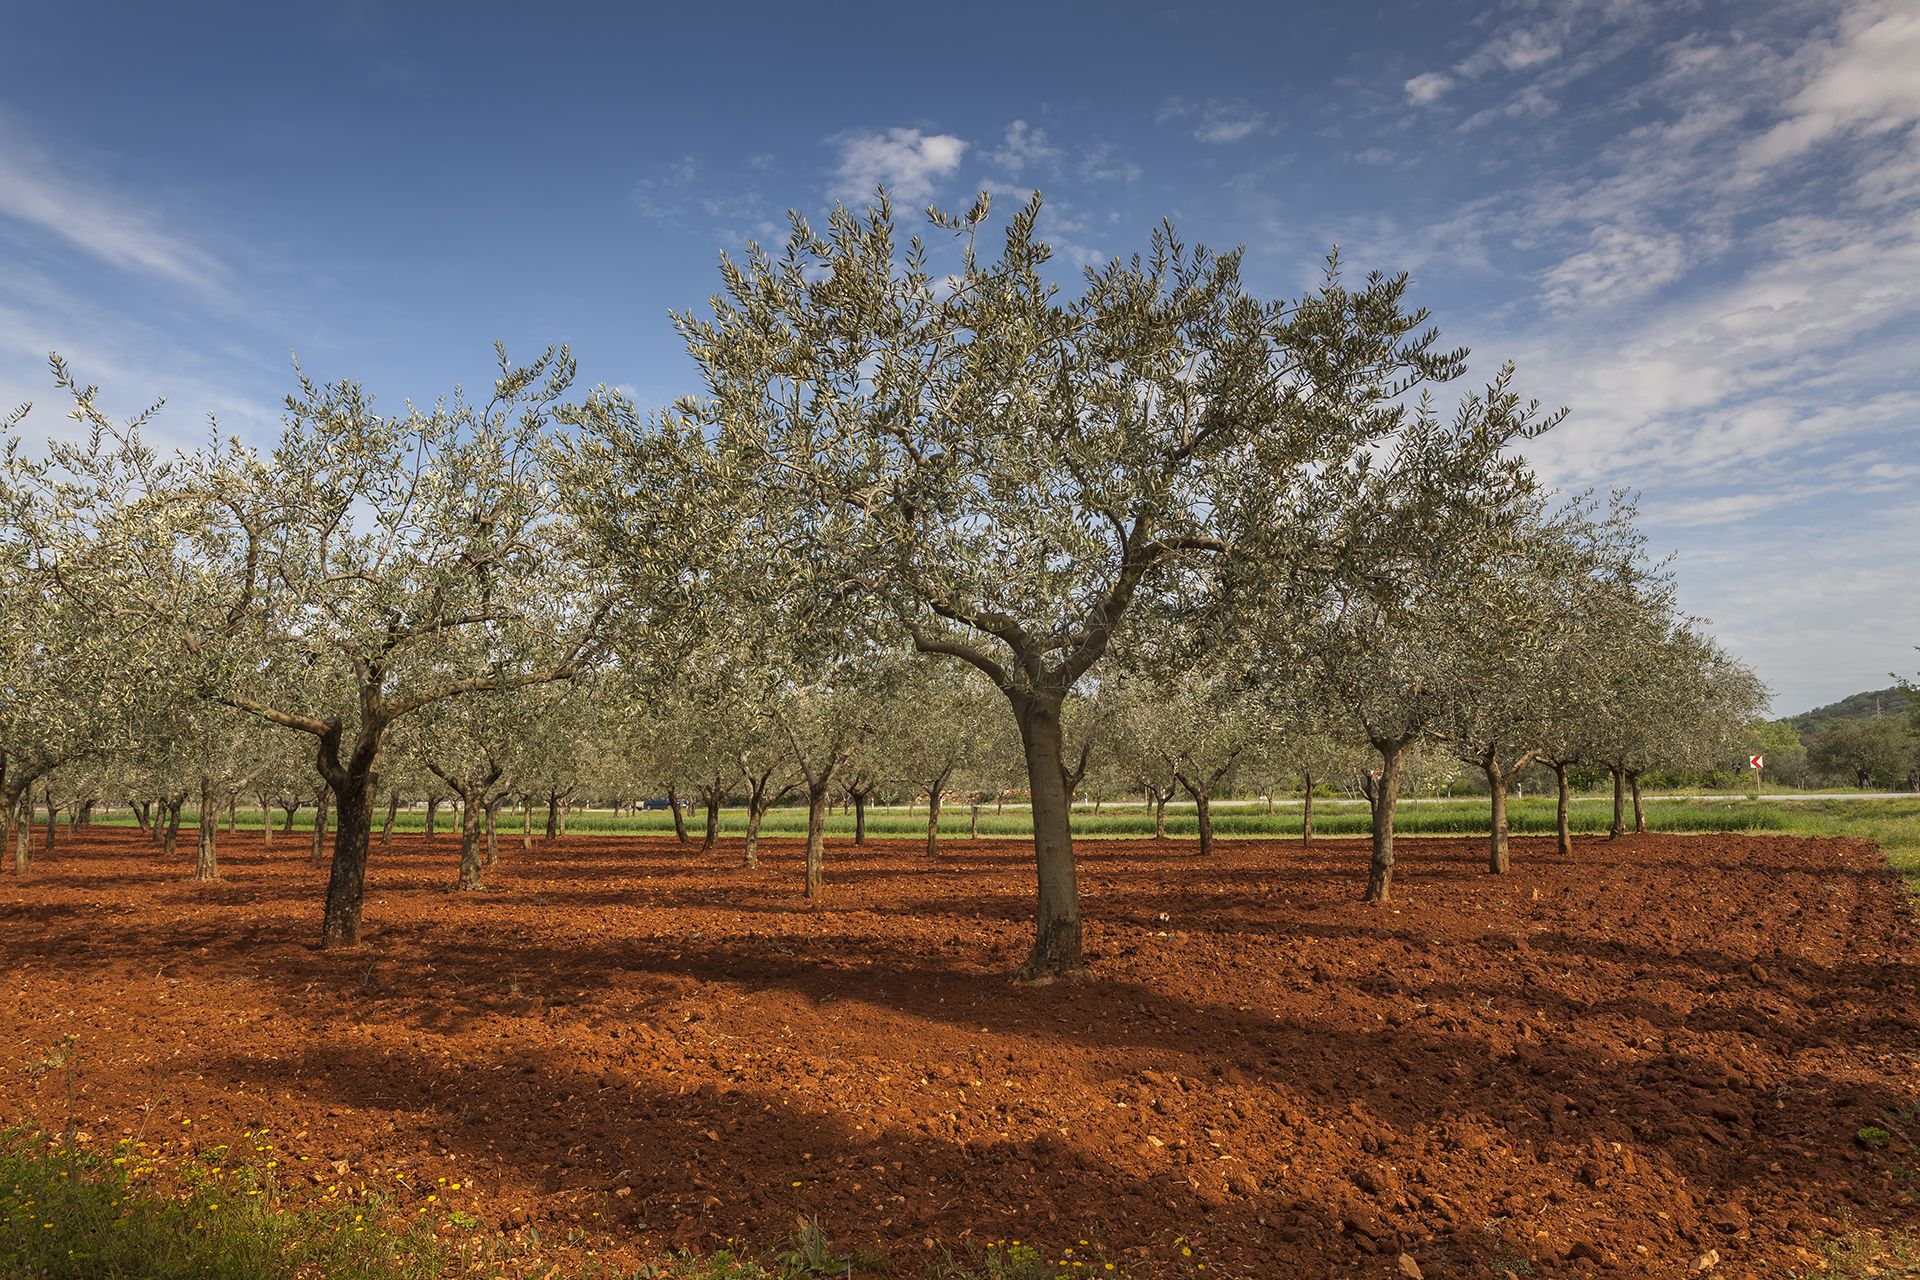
[0,192,1764,979]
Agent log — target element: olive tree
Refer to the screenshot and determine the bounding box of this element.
[675,192,1473,977]
[406,669,549,890]
[38,349,615,946]
[883,668,1013,857]
[1294,366,1558,901]
[1,385,171,875]
[1110,628,1276,856]
[1445,493,1643,872]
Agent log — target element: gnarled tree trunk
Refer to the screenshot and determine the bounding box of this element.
[194,776,220,880]
[484,797,503,868]
[701,789,721,854]
[667,784,689,843]
[1175,771,1222,858]
[1363,740,1410,903]
[1012,690,1081,980]
[1550,760,1574,856]
[309,787,330,867]
[1629,770,1645,833]
[804,780,830,900]
[1607,765,1626,839]
[319,781,372,948]
[924,765,954,858]
[455,796,485,890]
[11,795,30,877]
[1301,769,1315,845]
[160,794,186,861]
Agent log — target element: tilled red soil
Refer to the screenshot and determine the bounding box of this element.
[1,826,1916,1278]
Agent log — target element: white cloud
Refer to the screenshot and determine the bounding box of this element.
[0,118,227,295]
[831,127,967,203]
[986,120,1061,176]
[1459,84,1558,131]
[1401,0,1662,121]
[632,155,700,218]
[1078,142,1142,184]
[1539,224,1687,310]
[1459,27,1563,76]
[1739,0,1920,175]
[1157,96,1268,144]
[1194,109,1267,144]
[1404,72,1455,106]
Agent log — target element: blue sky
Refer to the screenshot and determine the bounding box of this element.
[3,0,1916,714]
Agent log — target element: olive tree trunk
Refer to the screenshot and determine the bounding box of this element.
[1301,769,1315,845]
[160,795,186,861]
[804,780,830,900]
[11,796,30,877]
[924,766,954,858]
[667,784,689,843]
[1176,770,1224,857]
[1629,770,1646,833]
[1607,765,1626,839]
[318,781,373,947]
[455,794,485,889]
[1363,741,1411,903]
[743,800,767,869]
[381,789,400,849]
[1012,690,1082,980]
[309,787,330,867]
[1480,757,1518,875]
[1551,760,1574,856]
[194,776,220,881]
[851,788,870,846]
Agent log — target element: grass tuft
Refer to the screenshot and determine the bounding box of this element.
[0,1130,442,1280]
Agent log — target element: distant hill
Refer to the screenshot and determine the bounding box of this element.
[1786,686,1915,738]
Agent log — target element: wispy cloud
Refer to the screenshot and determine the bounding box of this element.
[1156,97,1268,144]
[1402,0,1661,115]
[986,120,1061,176]
[1737,0,1920,176]
[1078,141,1142,184]
[1539,224,1688,310]
[830,127,967,204]
[0,116,228,295]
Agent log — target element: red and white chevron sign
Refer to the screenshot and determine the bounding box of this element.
[1749,755,1764,769]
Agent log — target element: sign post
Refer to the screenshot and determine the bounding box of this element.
[1750,754,1764,799]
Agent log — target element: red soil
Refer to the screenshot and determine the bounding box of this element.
[1,827,1916,1278]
